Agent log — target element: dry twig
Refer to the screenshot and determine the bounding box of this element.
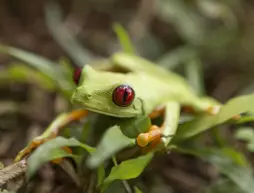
[0,160,27,187]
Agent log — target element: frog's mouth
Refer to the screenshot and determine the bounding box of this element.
[82,105,134,118]
[71,97,140,118]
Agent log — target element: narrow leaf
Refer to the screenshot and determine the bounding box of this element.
[113,23,135,54]
[86,125,135,169]
[157,46,197,69]
[103,153,153,184]
[235,127,254,152]
[97,164,106,187]
[173,94,254,143]
[0,45,74,98]
[134,186,143,193]
[0,45,57,77]
[0,64,55,90]
[45,1,93,66]
[235,127,254,143]
[177,147,254,193]
[185,57,205,95]
[27,137,95,178]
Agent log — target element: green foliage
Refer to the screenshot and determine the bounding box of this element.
[87,125,135,169]
[185,57,205,95]
[205,179,243,193]
[101,154,153,191]
[45,1,93,67]
[0,64,54,90]
[113,23,135,54]
[2,18,254,193]
[173,94,254,143]
[179,147,254,193]
[235,127,254,152]
[134,187,143,193]
[27,137,95,178]
[0,45,75,98]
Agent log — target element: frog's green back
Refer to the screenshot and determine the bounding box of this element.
[111,53,212,112]
[111,53,187,83]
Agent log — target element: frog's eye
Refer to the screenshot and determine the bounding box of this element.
[73,67,82,85]
[112,85,135,107]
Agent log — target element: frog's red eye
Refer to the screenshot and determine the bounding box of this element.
[112,85,135,107]
[73,67,82,85]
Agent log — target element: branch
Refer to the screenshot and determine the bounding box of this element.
[0,160,27,187]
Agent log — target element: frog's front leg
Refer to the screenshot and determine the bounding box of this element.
[136,102,180,152]
[15,109,88,162]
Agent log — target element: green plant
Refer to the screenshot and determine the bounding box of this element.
[1,3,254,192]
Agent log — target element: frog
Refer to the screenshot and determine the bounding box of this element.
[14,52,223,162]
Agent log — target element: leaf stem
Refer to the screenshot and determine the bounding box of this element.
[112,156,133,193]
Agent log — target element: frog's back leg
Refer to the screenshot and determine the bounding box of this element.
[184,96,221,115]
[183,96,241,120]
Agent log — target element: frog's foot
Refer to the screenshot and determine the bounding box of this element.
[14,109,88,162]
[184,104,240,120]
[206,105,241,120]
[136,125,162,148]
[206,105,221,115]
[15,135,73,163]
[136,102,180,153]
[135,106,165,150]
[15,135,54,161]
[182,105,221,115]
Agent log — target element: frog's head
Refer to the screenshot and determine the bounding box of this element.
[71,65,145,118]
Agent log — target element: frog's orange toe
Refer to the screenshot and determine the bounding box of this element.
[137,133,149,147]
[136,125,162,149]
[232,114,242,121]
[206,105,221,115]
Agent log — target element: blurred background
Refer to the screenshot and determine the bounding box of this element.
[1,0,254,193]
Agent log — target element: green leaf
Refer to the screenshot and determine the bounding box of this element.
[157,46,197,70]
[177,147,254,193]
[173,94,254,143]
[185,57,205,96]
[235,127,254,142]
[156,0,206,44]
[86,125,135,169]
[0,64,55,90]
[27,137,95,178]
[134,186,143,193]
[0,45,74,98]
[97,164,106,187]
[235,127,254,152]
[246,143,254,152]
[215,160,254,193]
[236,115,254,124]
[113,23,135,54]
[103,181,127,193]
[205,178,242,193]
[103,153,154,185]
[45,1,93,67]
[117,115,152,138]
[0,45,57,77]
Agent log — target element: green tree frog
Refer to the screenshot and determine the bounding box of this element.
[71,52,221,149]
[15,52,223,162]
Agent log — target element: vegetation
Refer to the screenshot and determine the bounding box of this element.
[1,1,254,193]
